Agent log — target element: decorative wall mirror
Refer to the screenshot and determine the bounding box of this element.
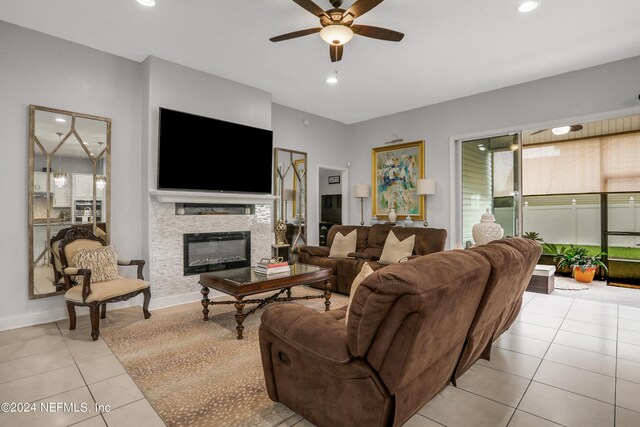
[273,148,307,251]
[28,105,111,299]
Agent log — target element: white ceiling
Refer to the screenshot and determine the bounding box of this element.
[2,0,639,124]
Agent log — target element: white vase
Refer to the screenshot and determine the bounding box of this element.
[388,208,397,223]
[403,215,414,227]
[472,208,504,246]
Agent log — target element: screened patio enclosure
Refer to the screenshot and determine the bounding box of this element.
[461,113,640,286]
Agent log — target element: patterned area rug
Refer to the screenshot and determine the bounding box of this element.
[101,287,348,427]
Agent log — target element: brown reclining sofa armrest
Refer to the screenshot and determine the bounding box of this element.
[260,304,352,364]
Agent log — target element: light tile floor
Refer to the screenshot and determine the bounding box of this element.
[2,291,640,426]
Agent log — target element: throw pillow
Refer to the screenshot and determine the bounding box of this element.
[345,262,375,325]
[72,245,120,284]
[329,229,357,259]
[379,231,416,265]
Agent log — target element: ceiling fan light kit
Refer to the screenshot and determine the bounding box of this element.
[551,126,572,135]
[320,25,354,45]
[518,1,539,13]
[270,0,404,62]
[137,0,156,7]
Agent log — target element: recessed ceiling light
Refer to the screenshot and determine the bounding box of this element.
[137,0,156,7]
[326,71,338,84]
[518,1,539,13]
[552,126,571,135]
[55,117,66,123]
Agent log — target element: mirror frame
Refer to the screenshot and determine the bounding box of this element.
[273,148,307,250]
[28,105,111,299]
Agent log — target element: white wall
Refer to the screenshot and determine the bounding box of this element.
[319,168,343,196]
[347,56,640,244]
[0,21,142,329]
[271,104,350,244]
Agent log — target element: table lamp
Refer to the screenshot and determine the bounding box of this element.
[417,179,435,227]
[354,183,370,226]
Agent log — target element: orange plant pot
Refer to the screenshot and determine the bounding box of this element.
[574,266,597,283]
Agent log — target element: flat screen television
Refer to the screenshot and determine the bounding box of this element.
[158,108,273,194]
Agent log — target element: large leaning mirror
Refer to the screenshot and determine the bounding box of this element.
[29,105,111,299]
[273,148,307,252]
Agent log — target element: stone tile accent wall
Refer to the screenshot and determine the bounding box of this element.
[149,201,273,297]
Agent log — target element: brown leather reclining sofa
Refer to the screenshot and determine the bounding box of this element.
[259,238,541,427]
[299,224,448,294]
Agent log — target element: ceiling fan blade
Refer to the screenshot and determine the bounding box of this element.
[291,0,330,19]
[351,24,404,41]
[270,28,321,42]
[330,44,343,62]
[344,0,384,20]
[530,129,548,135]
[570,124,584,132]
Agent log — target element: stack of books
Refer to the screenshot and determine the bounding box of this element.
[254,258,290,276]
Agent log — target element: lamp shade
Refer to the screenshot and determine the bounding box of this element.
[320,25,354,46]
[354,183,370,198]
[417,179,436,195]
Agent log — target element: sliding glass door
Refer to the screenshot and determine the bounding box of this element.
[461,134,520,246]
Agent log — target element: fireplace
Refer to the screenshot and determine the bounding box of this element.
[183,231,250,276]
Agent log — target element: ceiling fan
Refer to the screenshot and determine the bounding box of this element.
[270,0,404,62]
[531,124,583,136]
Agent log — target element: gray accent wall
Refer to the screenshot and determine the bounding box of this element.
[0,20,142,327]
[271,103,350,244]
[347,56,640,243]
[0,20,349,329]
[141,56,274,299]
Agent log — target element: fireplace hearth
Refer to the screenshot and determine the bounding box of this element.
[183,231,250,275]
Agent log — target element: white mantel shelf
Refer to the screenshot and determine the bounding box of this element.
[149,190,277,205]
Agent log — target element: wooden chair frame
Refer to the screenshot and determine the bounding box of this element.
[59,228,151,340]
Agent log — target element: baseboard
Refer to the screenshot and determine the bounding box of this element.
[0,308,69,332]
[0,290,221,332]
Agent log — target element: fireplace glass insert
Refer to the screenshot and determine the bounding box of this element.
[183,231,250,275]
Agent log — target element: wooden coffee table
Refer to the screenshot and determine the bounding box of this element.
[198,263,332,339]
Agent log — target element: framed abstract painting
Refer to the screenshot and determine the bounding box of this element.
[371,140,424,221]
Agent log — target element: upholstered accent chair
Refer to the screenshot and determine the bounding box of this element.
[58,228,151,340]
[50,224,108,292]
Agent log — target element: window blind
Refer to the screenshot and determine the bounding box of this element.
[522,132,640,196]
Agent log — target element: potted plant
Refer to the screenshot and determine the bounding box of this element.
[572,252,608,283]
[523,231,544,243]
[544,244,575,275]
[554,245,607,283]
